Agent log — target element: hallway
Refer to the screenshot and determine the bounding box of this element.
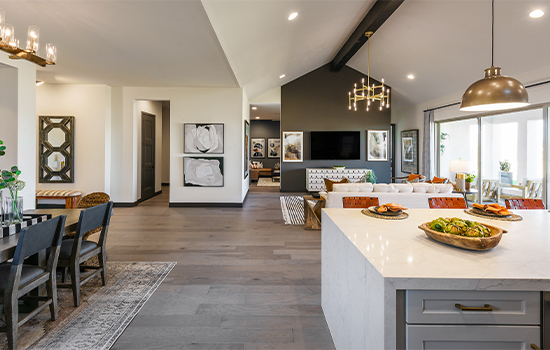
[109,187,335,349]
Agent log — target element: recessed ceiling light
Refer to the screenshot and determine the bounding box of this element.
[255,116,260,119]
[530,9,544,18]
[407,74,414,80]
[288,12,298,21]
[36,80,44,86]
[279,74,286,79]
[252,106,257,110]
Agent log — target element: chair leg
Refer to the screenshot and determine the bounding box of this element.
[99,251,107,286]
[69,260,81,307]
[61,267,67,283]
[4,294,18,350]
[47,271,58,320]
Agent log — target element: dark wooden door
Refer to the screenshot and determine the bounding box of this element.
[141,112,155,201]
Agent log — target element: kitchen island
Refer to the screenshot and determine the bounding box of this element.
[321,208,550,349]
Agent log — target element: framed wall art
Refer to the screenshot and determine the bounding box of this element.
[267,138,281,158]
[244,120,250,179]
[251,138,266,158]
[184,157,224,187]
[401,129,419,174]
[184,123,224,154]
[39,116,75,183]
[367,130,388,161]
[282,131,303,162]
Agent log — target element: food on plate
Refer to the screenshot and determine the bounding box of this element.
[428,217,491,238]
[472,203,511,216]
[377,203,407,213]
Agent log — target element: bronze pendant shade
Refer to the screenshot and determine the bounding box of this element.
[460,0,528,112]
[460,66,529,112]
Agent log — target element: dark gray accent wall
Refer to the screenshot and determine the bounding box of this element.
[281,64,392,192]
[250,120,280,169]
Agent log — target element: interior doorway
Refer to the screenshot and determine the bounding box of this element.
[141,112,156,201]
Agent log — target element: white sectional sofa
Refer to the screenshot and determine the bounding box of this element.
[321,182,461,209]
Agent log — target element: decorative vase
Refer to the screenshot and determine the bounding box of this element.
[499,171,513,185]
[465,182,471,191]
[4,196,23,225]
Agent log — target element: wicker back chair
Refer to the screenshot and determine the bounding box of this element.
[505,198,546,210]
[428,197,467,209]
[65,192,111,240]
[342,196,380,208]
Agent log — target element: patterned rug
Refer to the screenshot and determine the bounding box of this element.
[257,177,280,187]
[280,196,306,225]
[0,261,175,350]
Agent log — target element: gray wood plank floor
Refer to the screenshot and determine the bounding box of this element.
[109,186,335,350]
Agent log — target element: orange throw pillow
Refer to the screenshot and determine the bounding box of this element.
[324,178,349,192]
[432,176,447,184]
[407,173,421,182]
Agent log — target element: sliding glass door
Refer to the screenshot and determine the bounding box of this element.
[437,106,548,206]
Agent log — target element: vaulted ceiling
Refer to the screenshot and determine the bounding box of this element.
[2,0,549,109]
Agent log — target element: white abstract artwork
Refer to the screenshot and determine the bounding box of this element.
[184,157,224,187]
[184,124,224,154]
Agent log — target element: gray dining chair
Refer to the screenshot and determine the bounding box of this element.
[0,215,66,350]
[56,201,113,307]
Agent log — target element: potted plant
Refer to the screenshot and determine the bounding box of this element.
[366,170,377,184]
[0,166,25,224]
[499,160,513,184]
[465,173,476,190]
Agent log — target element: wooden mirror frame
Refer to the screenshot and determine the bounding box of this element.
[39,116,75,183]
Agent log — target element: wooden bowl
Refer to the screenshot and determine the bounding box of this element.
[418,220,505,251]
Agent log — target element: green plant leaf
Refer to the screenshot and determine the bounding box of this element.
[11,166,18,173]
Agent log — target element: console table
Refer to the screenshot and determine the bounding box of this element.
[306,168,371,192]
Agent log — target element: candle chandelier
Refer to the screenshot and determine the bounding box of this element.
[0,8,56,67]
[348,32,390,112]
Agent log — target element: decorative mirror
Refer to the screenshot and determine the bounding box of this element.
[39,116,74,183]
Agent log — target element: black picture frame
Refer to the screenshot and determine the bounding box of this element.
[251,138,266,159]
[184,123,224,154]
[184,157,224,187]
[401,129,419,174]
[244,120,250,179]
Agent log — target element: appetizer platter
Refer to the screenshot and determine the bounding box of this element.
[418,217,505,251]
[368,203,407,216]
[471,203,511,217]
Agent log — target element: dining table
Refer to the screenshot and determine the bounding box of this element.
[0,209,82,264]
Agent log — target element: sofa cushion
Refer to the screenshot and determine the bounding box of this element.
[333,183,373,193]
[393,183,413,193]
[433,184,453,194]
[324,178,349,192]
[373,184,395,193]
[412,183,430,193]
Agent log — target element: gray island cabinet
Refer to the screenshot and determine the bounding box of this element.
[321,208,550,349]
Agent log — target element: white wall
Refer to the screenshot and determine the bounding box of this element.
[135,100,163,198]
[110,86,247,205]
[0,58,37,210]
[36,84,112,197]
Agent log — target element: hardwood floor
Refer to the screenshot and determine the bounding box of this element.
[110,186,335,350]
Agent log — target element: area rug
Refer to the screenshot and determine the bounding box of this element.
[280,196,305,225]
[257,177,280,187]
[0,261,176,350]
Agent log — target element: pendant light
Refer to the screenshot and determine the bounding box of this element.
[460,0,528,112]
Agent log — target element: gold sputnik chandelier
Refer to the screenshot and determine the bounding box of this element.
[0,8,56,67]
[348,32,390,112]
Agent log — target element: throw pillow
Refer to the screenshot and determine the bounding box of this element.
[324,178,349,192]
[407,173,422,182]
[432,176,447,184]
[348,174,367,184]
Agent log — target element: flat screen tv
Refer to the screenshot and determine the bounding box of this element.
[310,131,360,160]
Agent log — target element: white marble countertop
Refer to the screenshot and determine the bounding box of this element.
[323,208,550,283]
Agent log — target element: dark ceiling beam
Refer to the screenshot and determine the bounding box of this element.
[330,0,404,72]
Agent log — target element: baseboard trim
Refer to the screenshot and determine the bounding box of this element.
[154,190,162,196]
[169,202,243,208]
[161,183,170,186]
[113,202,138,208]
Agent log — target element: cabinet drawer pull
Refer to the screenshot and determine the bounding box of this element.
[454,303,493,312]
[531,344,540,350]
